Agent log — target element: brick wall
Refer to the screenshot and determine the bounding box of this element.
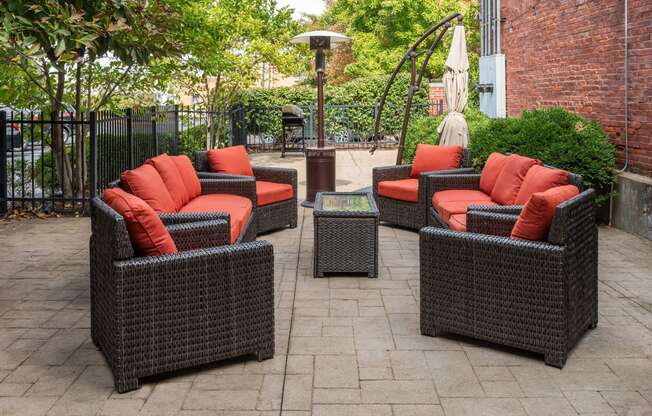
[499,0,652,176]
[428,82,447,116]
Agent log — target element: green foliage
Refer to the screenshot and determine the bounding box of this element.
[179,124,217,159]
[320,0,480,82]
[165,0,303,146]
[469,107,616,202]
[236,74,430,140]
[404,107,490,163]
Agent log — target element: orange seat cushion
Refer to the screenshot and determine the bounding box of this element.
[432,189,495,222]
[146,153,189,211]
[378,179,419,203]
[479,152,510,195]
[410,144,463,178]
[514,165,570,205]
[120,164,176,213]
[171,155,202,199]
[256,181,293,206]
[103,188,177,256]
[447,214,467,232]
[207,145,254,176]
[511,185,579,241]
[490,154,542,205]
[180,194,253,244]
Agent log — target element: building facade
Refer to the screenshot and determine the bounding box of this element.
[479,0,651,176]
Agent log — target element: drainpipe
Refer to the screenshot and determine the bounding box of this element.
[610,0,629,225]
[620,0,629,172]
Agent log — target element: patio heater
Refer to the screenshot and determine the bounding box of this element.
[291,30,351,208]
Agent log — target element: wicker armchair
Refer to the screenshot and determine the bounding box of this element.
[194,151,298,234]
[90,198,275,393]
[372,149,472,230]
[426,167,583,228]
[111,175,257,243]
[420,189,598,368]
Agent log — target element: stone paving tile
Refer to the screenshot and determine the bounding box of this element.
[1,152,652,416]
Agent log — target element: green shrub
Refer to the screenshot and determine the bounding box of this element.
[235,74,430,141]
[404,107,490,163]
[469,107,616,202]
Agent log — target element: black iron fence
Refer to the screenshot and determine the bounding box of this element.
[1,99,444,215]
[232,99,445,151]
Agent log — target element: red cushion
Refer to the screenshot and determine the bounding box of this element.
[378,179,419,202]
[256,181,293,206]
[103,188,177,256]
[490,154,542,205]
[511,185,580,241]
[180,194,253,244]
[479,152,509,195]
[120,164,176,213]
[207,145,253,176]
[515,165,570,205]
[447,214,467,232]
[171,155,202,199]
[410,144,463,178]
[146,153,189,211]
[432,189,495,222]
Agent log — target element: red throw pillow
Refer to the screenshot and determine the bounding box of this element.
[103,188,177,256]
[146,153,189,211]
[511,185,579,241]
[515,165,570,205]
[479,152,509,195]
[410,144,463,178]
[490,154,542,205]
[207,145,254,176]
[171,155,202,199]
[120,164,177,213]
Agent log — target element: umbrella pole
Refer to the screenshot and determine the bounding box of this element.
[369,12,463,162]
[396,52,418,165]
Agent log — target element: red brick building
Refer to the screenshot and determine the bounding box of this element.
[489,0,651,176]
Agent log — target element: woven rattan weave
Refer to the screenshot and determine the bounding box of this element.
[90,198,274,393]
[195,151,297,234]
[419,189,598,368]
[313,192,379,278]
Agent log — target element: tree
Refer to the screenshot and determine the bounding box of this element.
[165,0,303,148]
[0,0,182,197]
[319,0,480,82]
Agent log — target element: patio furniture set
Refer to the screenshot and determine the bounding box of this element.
[90,143,598,392]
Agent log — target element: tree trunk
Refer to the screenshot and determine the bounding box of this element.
[50,68,74,199]
[73,61,84,198]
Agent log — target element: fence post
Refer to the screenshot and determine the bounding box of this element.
[150,106,158,155]
[126,108,134,169]
[89,112,97,200]
[173,105,180,155]
[0,111,6,215]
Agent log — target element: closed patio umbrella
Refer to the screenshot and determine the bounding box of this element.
[437,25,469,147]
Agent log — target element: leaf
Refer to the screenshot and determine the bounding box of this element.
[53,38,66,56]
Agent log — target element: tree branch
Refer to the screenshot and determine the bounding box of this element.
[93,64,134,110]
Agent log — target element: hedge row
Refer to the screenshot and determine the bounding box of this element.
[404,107,616,204]
[235,74,431,140]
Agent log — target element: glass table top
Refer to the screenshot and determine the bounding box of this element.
[320,194,372,212]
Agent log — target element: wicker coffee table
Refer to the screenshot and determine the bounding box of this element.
[313,192,379,278]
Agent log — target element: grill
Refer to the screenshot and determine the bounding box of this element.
[281,105,306,157]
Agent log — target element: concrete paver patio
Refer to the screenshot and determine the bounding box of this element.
[0,149,651,416]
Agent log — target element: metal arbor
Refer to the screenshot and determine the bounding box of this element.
[370,13,464,164]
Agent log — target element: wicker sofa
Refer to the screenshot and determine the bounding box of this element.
[420,188,598,368]
[427,158,582,231]
[195,151,298,235]
[372,148,472,230]
[111,167,258,244]
[90,198,275,393]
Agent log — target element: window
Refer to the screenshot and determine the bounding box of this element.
[480,0,501,56]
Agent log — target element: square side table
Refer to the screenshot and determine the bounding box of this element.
[313,192,379,278]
